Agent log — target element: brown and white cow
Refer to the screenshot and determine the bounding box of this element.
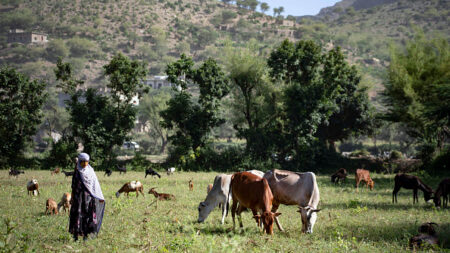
[229,172,281,235]
[355,169,374,191]
[263,169,320,234]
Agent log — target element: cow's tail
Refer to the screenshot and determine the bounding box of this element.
[226,174,234,217]
[308,172,320,208]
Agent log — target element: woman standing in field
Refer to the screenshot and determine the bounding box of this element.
[69,153,105,241]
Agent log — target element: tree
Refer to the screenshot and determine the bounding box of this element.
[45,39,69,62]
[278,6,284,16]
[55,54,148,166]
[260,2,269,14]
[383,32,450,151]
[0,66,47,167]
[138,89,173,154]
[161,55,230,161]
[246,0,259,11]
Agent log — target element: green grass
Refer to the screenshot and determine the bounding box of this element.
[0,170,449,252]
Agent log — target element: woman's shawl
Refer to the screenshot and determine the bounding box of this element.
[77,162,105,201]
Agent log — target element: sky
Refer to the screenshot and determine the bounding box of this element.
[260,0,341,16]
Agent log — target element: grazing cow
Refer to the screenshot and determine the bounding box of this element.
[116,181,144,198]
[197,170,266,224]
[263,169,320,234]
[167,167,175,175]
[434,178,450,208]
[145,168,161,178]
[392,174,433,204]
[230,172,281,235]
[45,198,58,215]
[27,179,40,196]
[331,168,347,184]
[355,169,374,191]
[116,165,127,174]
[104,168,112,177]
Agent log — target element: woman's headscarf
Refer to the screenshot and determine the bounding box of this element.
[77,153,105,201]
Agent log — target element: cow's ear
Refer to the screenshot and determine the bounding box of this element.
[273,212,282,217]
[253,214,261,219]
[312,209,321,213]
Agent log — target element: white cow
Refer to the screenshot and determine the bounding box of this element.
[197,170,264,224]
[263,169,320,234]
[167,167,175,175]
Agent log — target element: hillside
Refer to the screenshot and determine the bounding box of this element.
[0,0,448,96]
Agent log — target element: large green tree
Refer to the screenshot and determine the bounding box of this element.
[161,54,230,161]
[55,54,148,166]
[383,33,450,150]
[0,66,47,167]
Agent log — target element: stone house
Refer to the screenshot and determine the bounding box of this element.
[7,29,48,44]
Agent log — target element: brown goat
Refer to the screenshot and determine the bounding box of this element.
[57,192,72,213]
[331,168,347,184]
[46,198,58,215]
[27,179,40,196]
[355,169,374,192]
[116,181,144,198]
[409,222,440,250]
[148,188,175,200]
[51,167,60,175]
[189,179,194,191]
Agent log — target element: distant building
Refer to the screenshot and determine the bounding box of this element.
[143,76,176,89]
[7,29,48,44]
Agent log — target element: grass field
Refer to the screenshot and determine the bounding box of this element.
[0,170,449,252]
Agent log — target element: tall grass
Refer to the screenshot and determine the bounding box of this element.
[0,170,448,252]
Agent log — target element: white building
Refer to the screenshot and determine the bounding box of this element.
[143,76,175,89]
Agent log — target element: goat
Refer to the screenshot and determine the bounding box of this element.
[166,167,175,175]
[104,168,112,177]
[116,181,144,198]
[189,179,194,191]
[27,179,40,196]
[145,168,161,178]
[434,178,450,208]
[409,222,440,250]
[9,168,24,177]
[57,192,71,214]
[116,164,127,174]
[207,184,213,194]
[392,174,433,204]
[45,198,58,215]
[331,168,347,184]
[51,167,60,175]
[148,187,175,200]
[62,171,74,177]
[355,169,374,192]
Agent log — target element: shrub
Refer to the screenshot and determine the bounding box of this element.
[428,147,450,173]
[390,150,402,160]
[66,37,96,57]
[45,39,69,61]
[350,149,370,157]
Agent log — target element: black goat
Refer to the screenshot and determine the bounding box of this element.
[62,171,74,177]
[116,165,127,174]
[104,168,112,177]
[434,178,450,208]
[145,168,161,178]
[331,168,347,184]
[392,174,433,204]
[9,169,25,177]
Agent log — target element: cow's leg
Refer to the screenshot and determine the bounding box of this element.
[393,185,400,203]
[231,199,237,230]
[237,205,245,228]
[272,204,284,232]
[355,178,360,192]
[413,189,418,204]
[251,209,260,228]
[221,199,227,225]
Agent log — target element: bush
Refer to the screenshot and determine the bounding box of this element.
[66,37,96,57]
[428,147,450,173]
[350,149,370,157]
[130,152,151,171]
[44,135,78,169]
[390,150,402,160]
[45,39,69,61]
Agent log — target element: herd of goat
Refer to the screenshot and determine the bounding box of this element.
[7,166,449,249]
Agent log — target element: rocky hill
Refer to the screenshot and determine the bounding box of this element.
[0,0,448,97]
